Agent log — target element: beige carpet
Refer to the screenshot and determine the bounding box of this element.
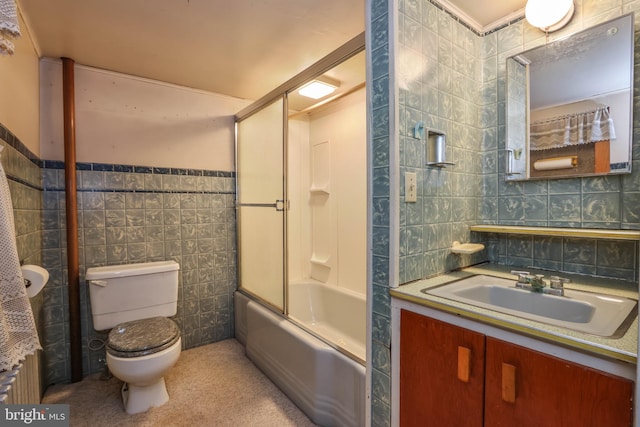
[42,339,318,427]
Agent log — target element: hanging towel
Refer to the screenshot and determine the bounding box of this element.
[0,0,20,55]
[0,146,41,372]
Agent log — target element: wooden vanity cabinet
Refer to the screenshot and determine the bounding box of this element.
[400,309,634,427]
[400,310,485,427]
[485,336,633,426]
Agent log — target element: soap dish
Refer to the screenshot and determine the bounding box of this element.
[450,241,485,255]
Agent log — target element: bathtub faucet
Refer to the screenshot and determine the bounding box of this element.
[510,271,569,296]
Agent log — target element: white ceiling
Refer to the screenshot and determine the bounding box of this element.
[16,0,526,102]
[446,0,526,30]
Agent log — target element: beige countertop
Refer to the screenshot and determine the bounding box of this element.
[390,263,638,364]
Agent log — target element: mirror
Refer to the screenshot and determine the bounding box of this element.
[505,14,634,181]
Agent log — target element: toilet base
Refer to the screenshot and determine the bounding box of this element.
[121,377,170,414]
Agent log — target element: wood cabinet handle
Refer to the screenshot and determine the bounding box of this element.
[502,362,516,403]
[457,346,470,383]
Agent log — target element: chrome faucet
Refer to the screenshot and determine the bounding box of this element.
[548,276,571,296]
[510,271,570,296]
[512,270,530,287]
[511,270,544,292]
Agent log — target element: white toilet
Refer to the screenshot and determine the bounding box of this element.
[85,260,181,414]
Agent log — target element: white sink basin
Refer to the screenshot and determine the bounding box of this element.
[423,274,637,337]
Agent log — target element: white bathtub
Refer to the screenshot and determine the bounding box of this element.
[288,280,366,362]
[235,283,366,427]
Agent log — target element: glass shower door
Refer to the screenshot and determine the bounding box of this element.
[236,98,285,311]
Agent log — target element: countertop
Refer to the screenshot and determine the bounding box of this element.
[390,263,638,364]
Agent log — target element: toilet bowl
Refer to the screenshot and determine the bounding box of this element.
[86,261,181,414]
[106,316,181,414]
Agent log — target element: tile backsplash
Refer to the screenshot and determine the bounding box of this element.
[481,234,638,282]
[397,0,640,285]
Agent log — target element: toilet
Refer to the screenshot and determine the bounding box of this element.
[85,260,181,414]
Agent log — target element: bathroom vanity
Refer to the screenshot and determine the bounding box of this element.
[390,264,637,427]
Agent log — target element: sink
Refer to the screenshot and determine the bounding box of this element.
[422,274,637,337]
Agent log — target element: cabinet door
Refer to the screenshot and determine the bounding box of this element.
[400,310,485,427]
[485,337,634,427]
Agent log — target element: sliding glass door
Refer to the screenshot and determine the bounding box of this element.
[236,98,285,311]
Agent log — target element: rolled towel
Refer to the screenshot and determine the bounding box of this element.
[533,156,577,171]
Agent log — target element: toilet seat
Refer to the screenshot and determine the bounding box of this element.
[107,317,180,358]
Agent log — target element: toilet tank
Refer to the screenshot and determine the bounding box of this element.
[86,261,180,330]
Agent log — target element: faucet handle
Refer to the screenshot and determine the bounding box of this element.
[549,276,570,289]
[510,270,530,277]
[510,270,530,285]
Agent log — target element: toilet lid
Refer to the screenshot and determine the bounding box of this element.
[107,317,181,358]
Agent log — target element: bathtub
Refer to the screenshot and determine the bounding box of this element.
[234,281,366,427]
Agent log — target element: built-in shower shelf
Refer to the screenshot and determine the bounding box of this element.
[310,256,331,266]
[310,186,330,195]
[470,225,640,241]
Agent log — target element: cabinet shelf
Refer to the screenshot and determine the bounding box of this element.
[469,225,640,241]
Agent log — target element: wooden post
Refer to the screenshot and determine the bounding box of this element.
[62,57,82,383]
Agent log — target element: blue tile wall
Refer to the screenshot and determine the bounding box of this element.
[396,0,640,285]
[478,1,640,282]
[41,162,237,385]
[398,0,487,284]
[369,0,392,424]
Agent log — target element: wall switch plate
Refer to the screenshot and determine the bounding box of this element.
[405,172,417,202]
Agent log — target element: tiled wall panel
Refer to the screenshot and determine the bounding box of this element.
[398,0,487,285]
[479,1,640,281]
[41,162,237,384]
[370,0,392,424]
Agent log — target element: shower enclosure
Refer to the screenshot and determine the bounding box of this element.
[234,35,367,427]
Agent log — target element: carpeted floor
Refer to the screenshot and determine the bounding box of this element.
[42,339,318,427]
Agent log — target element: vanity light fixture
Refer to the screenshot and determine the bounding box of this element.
[298,77,339,99]
[525,0,575,32]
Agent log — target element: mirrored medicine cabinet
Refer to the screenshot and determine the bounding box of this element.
[505,14,634,181]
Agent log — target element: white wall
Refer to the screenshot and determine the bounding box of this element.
[0,13,40,154]
[287,117,310,282]
[288,87,366,295]
[40,59,250,170]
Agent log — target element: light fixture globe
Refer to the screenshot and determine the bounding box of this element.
[525,0,575,32]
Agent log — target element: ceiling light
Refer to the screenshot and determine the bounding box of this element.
[525,0,575,32]
[298,80,338,99]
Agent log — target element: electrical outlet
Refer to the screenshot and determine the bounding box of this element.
[405,172,417,203]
